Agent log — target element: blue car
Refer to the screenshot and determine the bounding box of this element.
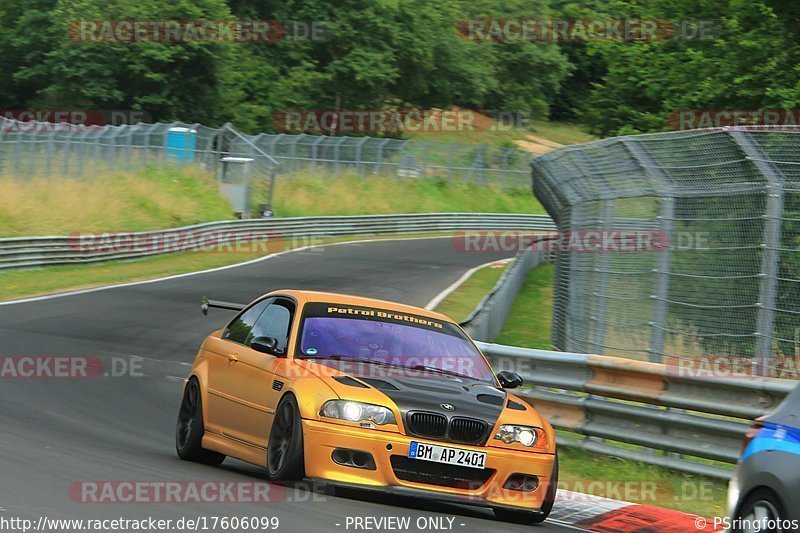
[728,383,800,533]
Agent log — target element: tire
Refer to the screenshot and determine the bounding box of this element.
[732,488,786,533]
[175,378,225,465]
[494,453,558,525]
[266,394,305,481]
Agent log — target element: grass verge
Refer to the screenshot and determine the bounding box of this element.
[272,174,544,218]
[433,261,509,322]
[0,234,452,302]
[0,166,233,238]
[495,263,555,349]
[1,170,544,237]
[558,446,728,518]
[0,251,269,302]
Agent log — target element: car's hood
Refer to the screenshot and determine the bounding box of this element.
[354,373,507,424]
[295,358,507,426]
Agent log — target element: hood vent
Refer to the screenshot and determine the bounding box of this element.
[477,393,504,406]
[333,376,369,388]
[359,378,400,391]
[507,399,527,411]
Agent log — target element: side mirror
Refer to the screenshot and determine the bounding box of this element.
[250,336,281,356]
[497,370,523,389]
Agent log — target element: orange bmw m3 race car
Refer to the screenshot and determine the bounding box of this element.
[176,290,558,524]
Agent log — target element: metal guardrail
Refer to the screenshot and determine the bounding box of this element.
[461,238,554,342]
[478,342,797,479]
[0,213,556,271]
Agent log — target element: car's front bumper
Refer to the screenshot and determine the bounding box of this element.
[302,419,556,511]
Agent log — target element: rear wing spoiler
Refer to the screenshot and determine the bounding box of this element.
[201,296,245,316]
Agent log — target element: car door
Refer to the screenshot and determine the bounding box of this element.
[204,297,271,435]
[214,297,295,448]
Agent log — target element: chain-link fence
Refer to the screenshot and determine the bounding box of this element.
[0,118,280,213]
[240,133,532,188]
[532,126,800,377]
[0,119,533,195]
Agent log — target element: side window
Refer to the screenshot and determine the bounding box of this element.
[223,298,271,344]
[248,299,294,353]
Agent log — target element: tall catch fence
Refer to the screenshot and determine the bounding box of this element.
[0,118,533,200]
[240,133,532,188]
[532,126,800,377]
[0,118,280,213]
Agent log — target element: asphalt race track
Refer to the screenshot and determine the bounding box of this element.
[0,238,582,532]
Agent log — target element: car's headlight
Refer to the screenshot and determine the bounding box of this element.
[495,425,543,447]
[321,400,396,426]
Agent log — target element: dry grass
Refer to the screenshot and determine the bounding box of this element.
[0,166,233,237]
[273,173,544,218]
[0,168,544,237]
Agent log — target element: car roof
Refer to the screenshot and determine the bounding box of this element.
[275,289,454,323]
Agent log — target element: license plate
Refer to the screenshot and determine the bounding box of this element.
[408,441,486,469]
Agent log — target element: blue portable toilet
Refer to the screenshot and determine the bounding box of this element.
[166,127,197,164]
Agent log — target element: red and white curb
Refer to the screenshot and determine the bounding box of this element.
[552,490,721,532]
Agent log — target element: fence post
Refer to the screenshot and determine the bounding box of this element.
[45,130,56,177]
[287,134,301,173]
[419,141,431,178]
[589,199,616,353]
[355,137,368,176]
[333,137,346,174]
[0,119,5,176]
[311,136,325,170]
[564,207,583,353]
[622,138,675,363]
[447,143,456,182]
[730,129,784,374]
[374,138,390,175]
[648,196,675,363]
[13,123,23,176]
[77,127,92,178]
[215,127,225,180]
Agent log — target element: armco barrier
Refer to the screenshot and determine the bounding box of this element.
[0,213,556,271]
[478,342,797,479]
[461,238,554,342]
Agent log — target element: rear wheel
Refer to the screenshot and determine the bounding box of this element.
[493,453,558,525]
[266,394,305,481]
[733,488,786,533]
[175,378,225,465]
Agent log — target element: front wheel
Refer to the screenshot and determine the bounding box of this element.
[175,378,225,465]
[494,453,558,525]
[267,394,305,481]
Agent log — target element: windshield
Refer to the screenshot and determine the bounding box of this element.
[296,303,495,383]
